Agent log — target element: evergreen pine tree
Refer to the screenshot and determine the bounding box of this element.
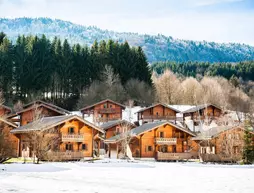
[243,121,254,164]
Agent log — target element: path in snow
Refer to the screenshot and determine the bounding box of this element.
[0,161,254,193]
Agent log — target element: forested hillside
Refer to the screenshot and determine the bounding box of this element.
[152,61,254,81]
[0,32,151,108]
[1,18,254,62]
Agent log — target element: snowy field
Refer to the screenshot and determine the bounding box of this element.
[1,160,254,193]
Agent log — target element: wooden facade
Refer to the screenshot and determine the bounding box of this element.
[0,105,12,116]
[7,101,69,126]
[137,103,181,123]
[192,126,250,162]
[100,120,135,158]
[183,104,222,121]
[105,121,198,160]
[80,99,125,123]
[0,118,19,157]
[11,115,104,161]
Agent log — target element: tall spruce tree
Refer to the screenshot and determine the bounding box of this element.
[243,121,254,164]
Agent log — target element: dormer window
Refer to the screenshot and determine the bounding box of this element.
[159,132,164,138]
[68,127,74,134]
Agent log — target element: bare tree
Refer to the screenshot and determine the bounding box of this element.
[0,90,13,163]
[77,65,126,108]
[117,123,135,159]
[153,70,182,104]
[219,130,244,162]
[181,77,203,105]
[125,79,154,106]
[24,105,60,163]
[0,123,14,163]
[116,100,135,159]
[200,77,227,108]
[13,100,23,112]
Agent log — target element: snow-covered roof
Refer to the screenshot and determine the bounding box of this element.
[168,105,195,112]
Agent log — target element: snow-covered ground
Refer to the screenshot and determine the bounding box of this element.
[1,160,254,193]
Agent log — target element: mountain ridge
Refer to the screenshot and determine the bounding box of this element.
[1,17,254,63]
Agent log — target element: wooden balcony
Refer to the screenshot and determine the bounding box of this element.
[96,117,120,123]
[97,108,121,114]
[46,151,84,161]
[200,154,242,162]
[192,115,216,121]
[141,115,183,122]
[61,134,84,142]
[156,152,198,161]
[155,138,177,145]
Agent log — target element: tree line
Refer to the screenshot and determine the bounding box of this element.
[0,32,152,109]
[152,61,254,81]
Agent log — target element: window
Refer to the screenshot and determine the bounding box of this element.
[82,144,87,151]
[173,145,176,153]
[68,127,74,134]
[159,132,164,138]
[233,146,239,154]
[103,104,107,108]
[110,105,112,108]
[146,146,153,152]
[156,112,159,116]
[65,144,73,151]
[159,145,168,153]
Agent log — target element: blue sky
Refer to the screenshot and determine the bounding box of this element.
[0,0,254,45]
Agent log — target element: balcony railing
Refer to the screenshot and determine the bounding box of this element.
[61,134,84,142]
[95,117,120,123]
[97,108,121,114]
[192,115,216,121]
[156,152,198,161]
[46,151,84,161]
[141,115,183,122]
[155,138,177,145]
[200,154,242,162]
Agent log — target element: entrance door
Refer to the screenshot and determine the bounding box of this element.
[159,145,168,153]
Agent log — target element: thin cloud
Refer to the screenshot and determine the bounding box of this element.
[193,0,244,6]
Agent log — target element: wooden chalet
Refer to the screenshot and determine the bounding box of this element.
[0,118,19,157]
[192,125,253,162]
[0,105,12,116]
[182,104,222,122]
[7,100,70,126]
[80,99,126,123]
[10,115,104,161]
[100,120,135,158]
[105,121,198,161]
[136,103,181,123]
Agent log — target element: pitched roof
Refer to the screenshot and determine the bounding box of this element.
[10,115,104,134]
[136,103,180,114]
[0,118,18,128]
[0,105,12,112]
[80,99,126,111]
[100,120,134,131]
[23,100,70,114]
[191,125,247,140]
[105,121,196,143]
[183,104,222,114]
[7,103,69,119]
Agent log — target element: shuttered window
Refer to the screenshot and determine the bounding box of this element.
[82,144,88,151]
[145,146,153,152]
[65,144,73,151]
[68,127,74,134]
